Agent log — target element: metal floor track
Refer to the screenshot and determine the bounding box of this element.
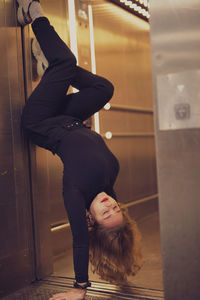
[3,276,164,300]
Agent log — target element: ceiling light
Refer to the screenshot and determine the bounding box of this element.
[125,0,132,6]
[113,0,150,22]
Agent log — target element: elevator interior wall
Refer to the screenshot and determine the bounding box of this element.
[0,0,35,297]
[92,2,157,214]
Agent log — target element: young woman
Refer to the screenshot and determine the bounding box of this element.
[17,1,143,299]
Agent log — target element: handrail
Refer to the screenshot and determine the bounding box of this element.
[124,193,158,208]
[51,194,158,232]
[104,103,154,114]
[103,131,155,139]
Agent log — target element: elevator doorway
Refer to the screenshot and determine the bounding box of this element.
[22,0,163,297]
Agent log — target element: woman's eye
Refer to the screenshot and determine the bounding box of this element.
[103,210,109,215]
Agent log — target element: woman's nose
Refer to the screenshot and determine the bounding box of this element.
[105,201,112,207]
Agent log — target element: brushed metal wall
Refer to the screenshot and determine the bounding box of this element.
[92,2,157,206]
[0,0,35,296]
[150,0,200,299]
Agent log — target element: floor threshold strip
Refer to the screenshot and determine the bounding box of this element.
[3,276,164,300]
[44,276,164,300]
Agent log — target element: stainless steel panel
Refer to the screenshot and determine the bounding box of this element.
[0,0,35,296]
[157,70,200,130]
[150,0,200,299]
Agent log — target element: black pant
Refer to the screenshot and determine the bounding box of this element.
[21,17,114,152]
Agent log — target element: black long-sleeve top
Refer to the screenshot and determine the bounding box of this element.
[56,124,120,283]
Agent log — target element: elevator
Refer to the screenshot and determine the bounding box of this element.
[2,0,199,299]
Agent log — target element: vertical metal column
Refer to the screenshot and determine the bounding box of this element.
[150,0,200,299]
[0,0,35,296]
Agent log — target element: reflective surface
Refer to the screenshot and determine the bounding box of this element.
[0,0,34,296]
[150,0,200,299]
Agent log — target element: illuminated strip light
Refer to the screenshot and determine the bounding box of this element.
[68,0,79,93]
[68,0,78,62]
[124,0,132,5]
[88,5,100,134]
[119,0,150,19]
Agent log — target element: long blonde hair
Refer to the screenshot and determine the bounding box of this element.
[88,205,143,284]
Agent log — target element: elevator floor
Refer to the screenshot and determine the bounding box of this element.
[3,277,163,300]
[3,277,164,300]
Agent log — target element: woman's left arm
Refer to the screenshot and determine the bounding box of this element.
[63,184,90,284]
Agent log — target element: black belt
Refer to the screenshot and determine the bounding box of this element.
[62,120,91,130]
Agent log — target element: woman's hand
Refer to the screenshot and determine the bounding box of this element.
[49,288,86,300]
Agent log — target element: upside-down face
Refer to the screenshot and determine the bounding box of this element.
[89,192,123,228]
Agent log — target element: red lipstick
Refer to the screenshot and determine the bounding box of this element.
[101,197,109,203]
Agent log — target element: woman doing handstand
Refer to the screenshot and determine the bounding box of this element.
[17,1,143,299]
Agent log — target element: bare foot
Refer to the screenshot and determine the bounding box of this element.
[49,288,86,300]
